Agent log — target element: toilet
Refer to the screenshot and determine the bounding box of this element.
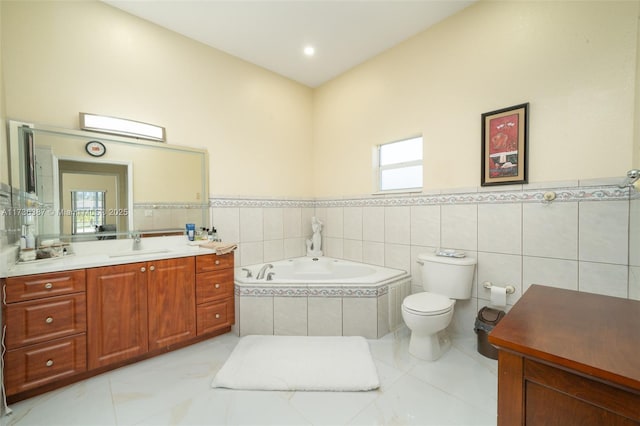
[402,252,477,361]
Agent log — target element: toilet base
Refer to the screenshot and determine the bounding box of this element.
[408,330,451,361]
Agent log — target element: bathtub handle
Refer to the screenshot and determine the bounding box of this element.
[266,272,275,281]
[241,268,253,278]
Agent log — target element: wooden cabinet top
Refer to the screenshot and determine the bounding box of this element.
[489,284,640,393]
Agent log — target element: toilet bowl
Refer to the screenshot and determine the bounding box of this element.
[402,292,455,360]
[402,252,476,361]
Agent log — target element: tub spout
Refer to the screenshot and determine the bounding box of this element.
[256,263,273,280]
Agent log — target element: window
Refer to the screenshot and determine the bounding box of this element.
[71,190,105,234]
[376,136,423,192]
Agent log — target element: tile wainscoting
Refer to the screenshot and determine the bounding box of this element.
[211,181,639,339]
[234,277,412,339]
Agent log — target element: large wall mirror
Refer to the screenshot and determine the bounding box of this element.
[9,121,209,242]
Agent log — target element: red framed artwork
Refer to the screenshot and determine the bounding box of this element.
[481,103,529,186]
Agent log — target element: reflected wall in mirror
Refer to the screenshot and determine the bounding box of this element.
[9,121,209,242]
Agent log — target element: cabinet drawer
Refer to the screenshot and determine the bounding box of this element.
[4,334,87,396]
[196,270,234,304]
[197,299,234,335]
[5,293,87,349]
[195,253,234,273]
[4,270,86,303]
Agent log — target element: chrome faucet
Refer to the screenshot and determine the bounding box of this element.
[256,263,273,280]
[132,232,142,251]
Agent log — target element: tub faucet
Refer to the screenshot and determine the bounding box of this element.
[131,232,142,251]
[256,263,273,280]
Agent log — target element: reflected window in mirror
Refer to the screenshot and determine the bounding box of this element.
[71,190,105,234]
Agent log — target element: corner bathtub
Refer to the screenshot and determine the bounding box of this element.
[234,257,411,339]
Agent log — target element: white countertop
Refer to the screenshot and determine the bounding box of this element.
[5,236,221,277]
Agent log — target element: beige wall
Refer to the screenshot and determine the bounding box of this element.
[1,0,313,197]
[0,0,7,186]
[2,1,639,199]
[636,2,640,170]
[313,1,640,196]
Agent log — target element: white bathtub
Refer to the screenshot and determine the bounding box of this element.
[234,257,412,339]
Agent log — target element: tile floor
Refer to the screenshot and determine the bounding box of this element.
[4,328,497,426]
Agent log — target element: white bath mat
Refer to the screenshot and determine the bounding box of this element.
[211,335,380,391]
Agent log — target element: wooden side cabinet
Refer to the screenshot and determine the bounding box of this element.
[489,285,640,426]
[2,270,87,396]
[195,253,235,335]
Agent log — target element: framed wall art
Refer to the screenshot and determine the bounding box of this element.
[481,103,529,186]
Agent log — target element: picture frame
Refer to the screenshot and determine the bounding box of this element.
[481,103,529,186]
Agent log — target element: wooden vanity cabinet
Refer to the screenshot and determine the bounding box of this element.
[87,257,196,369]
[489,285,640,426]
[195,253,235,335]
[3,253,232,402]
[2,270,87,396]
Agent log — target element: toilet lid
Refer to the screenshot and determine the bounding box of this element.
[403,292,454,316]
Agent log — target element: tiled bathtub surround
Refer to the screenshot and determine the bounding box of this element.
[211,181,637,339]
[234,275,412,339]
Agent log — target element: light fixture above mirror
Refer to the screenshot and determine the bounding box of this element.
[79,112,166,142]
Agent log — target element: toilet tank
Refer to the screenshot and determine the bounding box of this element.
[418,253,477,300]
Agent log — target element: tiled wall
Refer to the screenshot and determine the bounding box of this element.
[211,181,638,339]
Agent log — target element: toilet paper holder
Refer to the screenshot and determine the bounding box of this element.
[482,281,515,294]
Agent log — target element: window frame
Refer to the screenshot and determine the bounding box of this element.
[71,190,106,234]
[373,135,424,194]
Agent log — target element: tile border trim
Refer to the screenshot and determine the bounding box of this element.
[210,184,632,208]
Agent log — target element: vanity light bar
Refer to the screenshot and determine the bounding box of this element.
[79,113,166,142]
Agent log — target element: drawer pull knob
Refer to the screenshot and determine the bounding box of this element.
[150,266,155,271]
[46,359,54,367]
[44,283,53,289]
[215,283,220,289]
[140,267,146,272]
[215,260,220,265]
[45,316,54,324]
[215,313,221,319]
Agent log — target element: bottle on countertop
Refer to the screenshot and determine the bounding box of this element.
[186,223,196,241]
[20,225,27,250]
[25,225,35,249]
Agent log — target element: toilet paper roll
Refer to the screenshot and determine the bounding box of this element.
[490,286,507,307]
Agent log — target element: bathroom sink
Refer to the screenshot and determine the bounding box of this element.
[108,249,171,258]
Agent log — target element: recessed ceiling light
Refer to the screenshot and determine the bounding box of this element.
[303,46,315,57]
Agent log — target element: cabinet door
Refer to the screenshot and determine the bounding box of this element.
[147,257,196,351]
[87,263,149,369]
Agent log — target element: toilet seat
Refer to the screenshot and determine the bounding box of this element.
[403,292,454,316]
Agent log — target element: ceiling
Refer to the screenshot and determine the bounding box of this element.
[103,1,475,88]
